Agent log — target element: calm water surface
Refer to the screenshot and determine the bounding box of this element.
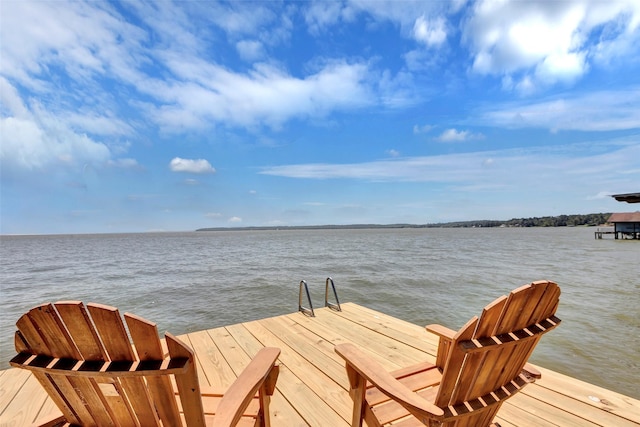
[1,228,638,398]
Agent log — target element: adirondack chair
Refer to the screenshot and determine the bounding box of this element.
[10,301,281,427]
[335,280,561,427]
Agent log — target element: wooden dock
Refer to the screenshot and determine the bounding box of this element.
[1,302,639,426]
[594,228,615,239]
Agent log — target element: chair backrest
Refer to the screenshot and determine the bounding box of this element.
[435,280,561,422]
[11,301,205,427]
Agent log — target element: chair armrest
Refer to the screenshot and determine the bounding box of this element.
[425,324,456,339]
[426,324,456,369]
[212,347,281,427]
[335,343,444,421]
[523,363,542,379]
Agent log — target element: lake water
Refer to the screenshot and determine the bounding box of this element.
[0,227,638,398]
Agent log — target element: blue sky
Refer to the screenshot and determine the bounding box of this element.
[1,0,639,234]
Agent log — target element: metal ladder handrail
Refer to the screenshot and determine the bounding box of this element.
[325,277,341,311]
[298,280,315,317]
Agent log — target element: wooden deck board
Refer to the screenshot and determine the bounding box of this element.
[1,302,639,426]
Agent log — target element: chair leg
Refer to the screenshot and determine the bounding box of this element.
[346,365,366,427]
[258,386,271,427]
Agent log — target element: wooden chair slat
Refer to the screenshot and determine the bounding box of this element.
[125,312,164,358]
[527,281,561,326]
[49,375,100,425]
[16,314,48,354]
[14,331,30,353]
[26,303,79,360]
[474,296,507,337]
[86,303,135,361]
[54,301,107,361]
[166,332,206,427]
[126,312,183,426]
[517,281,549,325]
[494,284,533,335]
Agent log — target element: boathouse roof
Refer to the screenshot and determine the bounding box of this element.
[608,212,640,223]
[611,192,640,203]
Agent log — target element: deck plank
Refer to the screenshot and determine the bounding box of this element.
[0,368,30,415]
[335,303,439,354]
[1,303,639,427]
[529,365,640,423]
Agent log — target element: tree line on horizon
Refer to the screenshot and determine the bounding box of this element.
[433,213,612,228]
[197,213,613,231]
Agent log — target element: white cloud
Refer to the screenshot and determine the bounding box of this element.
[465,1,586,75]
[413,124,434,134]
[304,1,356,34]
[0,79,111,173]
[107,158,140,169]
[463,0,640,88]
[169,158,216,174]
[152,59,375,130]
[0,1,146,91]
[236,40,265,62]
[259,140,639,194]
[0,0,419,138]
[413,16,447,46]
[63,112,136,137]
[304,0,449,45]
[480,87,640,131]
[228,216,243,223]
[0,114,111,171]
[201,2,278,37]
[0,3,141,175]
[436,128,484,142]
[377,70,418,108]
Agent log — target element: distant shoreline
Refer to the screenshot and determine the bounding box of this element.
[196,213,612,232]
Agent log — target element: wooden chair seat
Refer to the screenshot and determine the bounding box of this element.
[336,280,561,427]
[11,302,280,427]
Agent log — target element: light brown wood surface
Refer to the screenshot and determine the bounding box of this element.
[1,302,638,426]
